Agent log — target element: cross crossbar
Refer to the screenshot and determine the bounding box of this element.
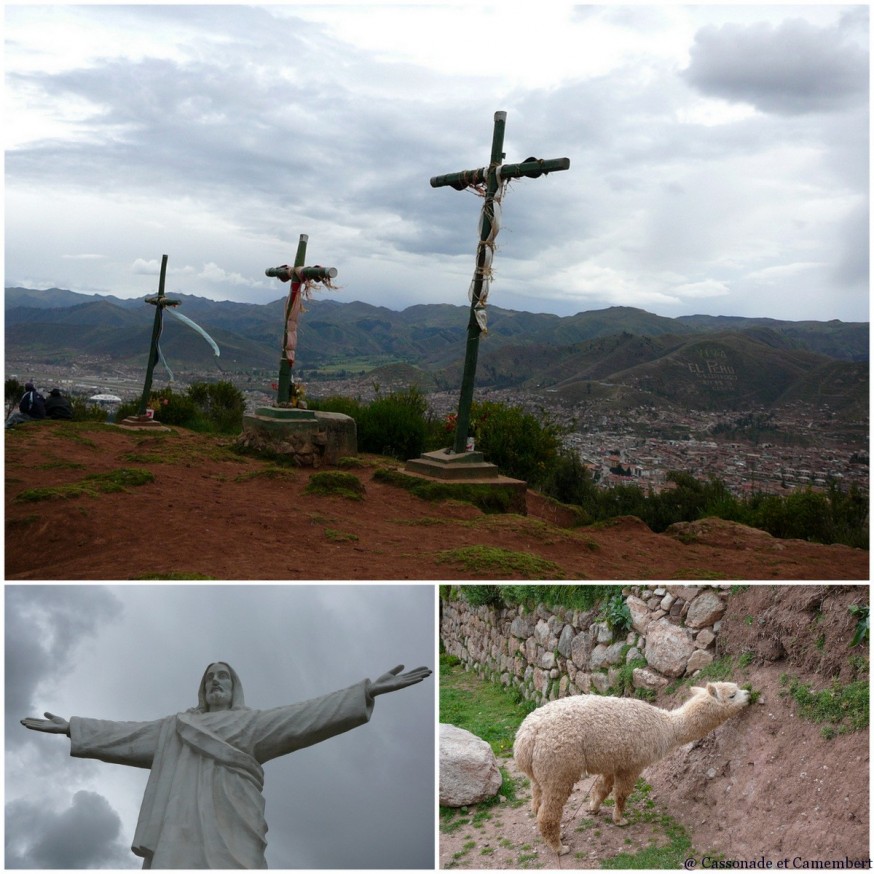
[430,157,571,190]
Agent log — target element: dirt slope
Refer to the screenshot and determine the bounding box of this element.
[440,585,869,869]
[5,422,869,580]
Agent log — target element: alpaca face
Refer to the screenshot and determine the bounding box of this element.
[704,681,750,714]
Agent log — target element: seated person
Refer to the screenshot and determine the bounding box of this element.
[5,382,46,428]
[45,388,74,420]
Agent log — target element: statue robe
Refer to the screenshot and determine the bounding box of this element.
[69,681,374,869]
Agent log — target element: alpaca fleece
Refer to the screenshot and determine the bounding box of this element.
[513,682,750,854]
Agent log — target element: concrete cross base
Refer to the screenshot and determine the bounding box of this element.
[400,461,528,514]
[116,415,172,431]
[238,409,357,467]
[252,405,317,421]
[404,448,505,481]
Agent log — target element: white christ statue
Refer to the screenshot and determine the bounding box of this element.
[21,661,431,869]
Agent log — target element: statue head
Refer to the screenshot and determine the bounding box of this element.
[194,662,247,713]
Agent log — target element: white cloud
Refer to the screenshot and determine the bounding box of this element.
[199,262,251,286]
[672,279,731,299]
[131,259,161,275]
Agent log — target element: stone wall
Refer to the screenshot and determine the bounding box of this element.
[440,585,733,705]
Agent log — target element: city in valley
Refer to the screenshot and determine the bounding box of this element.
[7,356,869,500]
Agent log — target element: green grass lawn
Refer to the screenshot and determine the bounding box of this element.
[439,653,534,756]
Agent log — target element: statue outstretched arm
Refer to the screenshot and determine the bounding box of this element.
[368,665,432,698]
[21,712,70,736]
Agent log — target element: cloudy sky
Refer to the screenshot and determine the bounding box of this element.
[4,4,869,323]
[5,584,435,869]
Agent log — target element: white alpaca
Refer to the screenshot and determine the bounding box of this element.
[513,682,750,854]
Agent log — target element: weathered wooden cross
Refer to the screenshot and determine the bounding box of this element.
[265,233,337,406]
[431,111,569,454]
[138,254,179,415]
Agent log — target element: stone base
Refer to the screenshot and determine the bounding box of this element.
[117,415,172,431]
[237,409,357,467]
[405,449,502,481]
[404,448,527,513]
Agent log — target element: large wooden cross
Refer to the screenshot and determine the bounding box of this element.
[138,254,180,415]
[265,234,337,406]
[431,111,569,454]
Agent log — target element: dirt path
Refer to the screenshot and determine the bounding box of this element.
[5,422,869,580]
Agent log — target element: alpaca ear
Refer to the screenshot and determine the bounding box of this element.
[706,683,719,698]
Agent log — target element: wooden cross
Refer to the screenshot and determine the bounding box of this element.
[138,254,180,415]
[265,234,337,406]
[431,111,569,454]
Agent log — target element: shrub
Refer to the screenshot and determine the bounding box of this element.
[5,377,24,409]
[187,381,246,434]
[70,397,110,422]
[359,387,429,459]
[470,401,561,486]
[311,388,432,460]
[115,381,245,434]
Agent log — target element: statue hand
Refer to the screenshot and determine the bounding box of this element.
[369,665,432,697]
[21,712,70,735]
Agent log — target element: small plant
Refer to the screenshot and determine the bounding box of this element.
[849,604,869,647]
[741,683,761,704]
[600,592,632,634]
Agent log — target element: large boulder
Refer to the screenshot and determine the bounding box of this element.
[645,619,695,678]
[439,724,502,807]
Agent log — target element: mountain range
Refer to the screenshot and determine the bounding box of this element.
[5,286,869,416]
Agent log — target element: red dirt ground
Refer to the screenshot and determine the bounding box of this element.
[5,422,869,580]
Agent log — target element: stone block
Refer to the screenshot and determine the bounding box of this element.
[645,619,695,678]
[686,649,714,675]
[239,409,356,466]
[686,591,727,629]
[633,667,669,692]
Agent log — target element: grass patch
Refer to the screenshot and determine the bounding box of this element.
[436,545,564,579]
[234,466,297,483]
[304,471,366,500]
[50,421,120,447]
[131,572,216,580]
[373,467,515,514]
[324,528,359,542]
[780,673,869,737]
[7,514,41,530]
[599,780,692,868]
[392,516,447,526]
[669,568,730,580]
[439,652,534,756]
[34,460,87,471]
[15,467,155,502]
[121,452,167,464]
